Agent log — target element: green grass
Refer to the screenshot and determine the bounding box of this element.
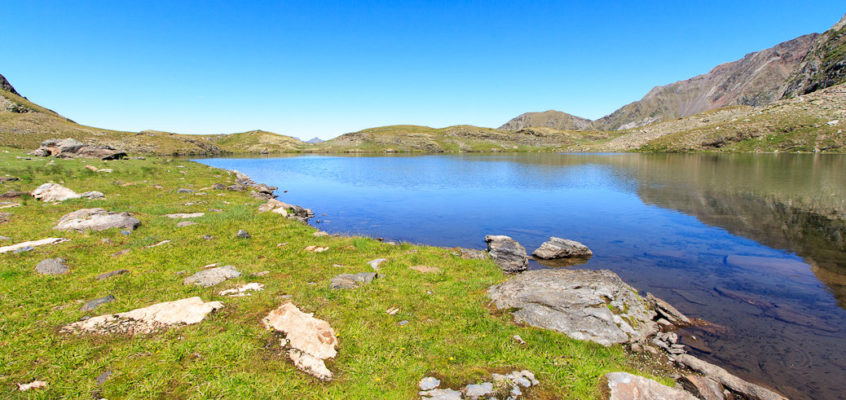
[0,149,664,399]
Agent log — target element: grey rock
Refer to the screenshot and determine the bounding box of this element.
[399,320,409,326]
[488,269,658,346]
[36,258,69,275]
[80,191,104,199]
[456,248,488,260]
[329,272,377,289]
[176,221,198,227]
[183,265,241,287]
[54,208,140,232]
[464,382,494,398]
[81,295,115,311]
[95,370,111,385]
[14,246,34,253]
[211,183,226,190]
[419,377,441,391]
[202,235,216,240]
[96,269,128,280]
[606,372,696,400]
[176,188,194,193]
[675,354,787,400]
[0,235,10,241]
[485,235,528,273]
[646,292,692,326]
[419,388,462,400]
[119,230,130,236]
[236,229,250,239]
[532,237,592,259]
[227,183,248,192]
[678,374,724,400]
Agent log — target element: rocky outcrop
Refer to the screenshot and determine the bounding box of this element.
[54,208,140,232]
[484,235,528,273]
[605,372,696,400]
[30,138,126,160]
[262,302,339,381]
[0,73,20,96]
[675,354,787,400]
[488,269,658,346]
[258,198,314,223]
[532,237,592,259]
[31,183,103,202]
[62,297,223,335]
[783,14,846,98]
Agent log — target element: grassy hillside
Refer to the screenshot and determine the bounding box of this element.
[0,149,668,399]
[314,124,622,153]
[0,90,305,156]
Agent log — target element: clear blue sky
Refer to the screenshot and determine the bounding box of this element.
[4,1,844,139]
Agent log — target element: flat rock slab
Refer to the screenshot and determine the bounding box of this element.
[488,269,658,346]
[0,238,69,254]
[81,295,115,311]
[36,258,69,275]
[166,213,204,219]
[62,297,223,335]
[183,265,241,287]
[54,208,140,232]
[532,237,592,259]
[675,354,787,400]
[96,269,128,280]
[32,183,103,202]
[485,235,528,273]
[330,272,377,289]
[219,282,265,296]
[367,258,387,271]
[263,302,338,381]
[409,265,441,273]
[176,221,198,227]
[606,372,696,400]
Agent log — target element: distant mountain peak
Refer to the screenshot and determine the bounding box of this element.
[305,137,324,144]
[499,110,593,131]
[0,73,21,96]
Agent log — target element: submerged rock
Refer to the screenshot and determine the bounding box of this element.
[262,302,339,381]
[605,372,696,400]
[54,208,140,232]
[62,297,223,335]
[532,237,592,259]
[488,269,658,346]
[485,235,528,273]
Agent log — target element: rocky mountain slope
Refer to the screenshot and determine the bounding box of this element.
[0,80,305,155]
[782,14,846,98]
[498,110,593,131]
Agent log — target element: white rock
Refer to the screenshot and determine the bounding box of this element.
[17,380,47,391]
[62,297,223,335]
[262,302,339,380]
[165,213,205,219]
[0,237,69,254]
[219,282,265,296]
[31,183,82,202]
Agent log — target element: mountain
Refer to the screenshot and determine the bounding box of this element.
[305,137,324,144]
[0,78,305,155]
[782,14,846,98]
[499,110,593,131]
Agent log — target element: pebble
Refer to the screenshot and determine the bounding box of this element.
[236,229,251,239]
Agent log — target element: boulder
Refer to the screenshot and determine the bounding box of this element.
[675,354,787,400]
[678,374,724,400]
[262,302,339,381]
[62,297,223,334]
[0,238,69,254]
[31,139,125,159]
[183,265,241,287]
[329,272,377,289]
[54,208,140,232]
[485,235,528,273]
[257,199,314,223]
[35,258,69,275]
[456,248,488,260]
[488,269,658,346]
[532,237,592,259]
[605,372,696,400]
[419,377,441,391]
[31,183,103,202]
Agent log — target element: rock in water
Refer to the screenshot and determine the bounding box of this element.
[183,265,241,287]
[485,235,528,273]
[35,258,69,275]
[488,269,658,346]
[605,372,696,400]
[675,354,788,400]
[54,208,140,232]
[62,297,223,334]
[262,302,338,381]
[532,237,592,259]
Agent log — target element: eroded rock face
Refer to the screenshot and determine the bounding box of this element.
[532,237,592,259]
[62,297,223,335]
[183,265,241,287]
[606,372,696,400]
[488,269,658,346]
[31,183,103,202]
[262,302,338,381]
[485,235,528,273]
[54,208,140,232]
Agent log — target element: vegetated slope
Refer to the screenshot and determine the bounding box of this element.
[315,124,620,153]
[0,81,305,155]
[598,83,846,153]
[782,14,846,98]
[499,110,594,131]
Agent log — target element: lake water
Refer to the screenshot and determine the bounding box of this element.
[197,153,846,399]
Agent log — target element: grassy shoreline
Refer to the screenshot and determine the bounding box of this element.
[0,148,671,399]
